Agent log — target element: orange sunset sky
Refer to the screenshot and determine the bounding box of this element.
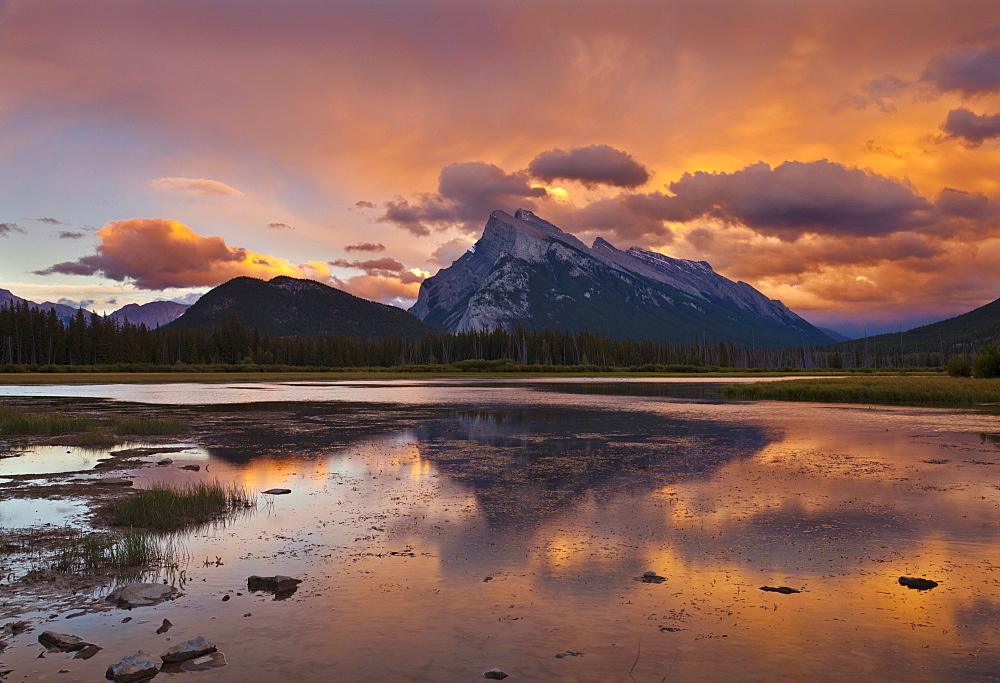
[3,0,1000,336]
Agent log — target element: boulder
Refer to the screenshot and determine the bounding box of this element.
[898,576,938,590]
[247,575,301,593]
[484,669,509,680]
[106,583,180,608]
[160,636,217,663]
[105,651,158,682]
[38,631,92,652]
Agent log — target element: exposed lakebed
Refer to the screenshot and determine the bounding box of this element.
[0,378,999,681]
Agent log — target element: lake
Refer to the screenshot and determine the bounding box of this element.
[1,378,999,681]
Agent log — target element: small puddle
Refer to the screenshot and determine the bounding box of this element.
[0,497,88,527]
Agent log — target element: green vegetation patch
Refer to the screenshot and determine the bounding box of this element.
[48,530,181,573]
[0,403,186,438]
[107,481,256,530]
[718,376,1000,405]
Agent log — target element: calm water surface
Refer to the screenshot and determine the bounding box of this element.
[1,378,999,681]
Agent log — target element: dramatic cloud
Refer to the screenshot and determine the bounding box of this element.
[649,160,932,241]
[149,177,244,197]
[923,43,1000,95]
[528,145,650,188]
[941,108,1000,145]
[34,217,67,225]
[34,218,330,289]
[378,162,546,236]
[267,222,294,230]
[430,237,475,266]
[840,75,911,113]
[57,230,86,239]
[0,223,23,236]
[328,257,406,275]
[344,242,385,253]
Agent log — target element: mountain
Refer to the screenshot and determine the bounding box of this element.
[836,295,1000,354]
[0,288,86,323]
[109,301,190,328]
[167,276,435,339]
[410,209,833,346]
[818,326,852,342]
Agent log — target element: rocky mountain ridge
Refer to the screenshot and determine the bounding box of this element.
[410,209,834,346]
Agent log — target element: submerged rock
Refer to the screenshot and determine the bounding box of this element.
[898,576,938,590]
[74,644,103,660]
[38,631,93,652]
[106,583,180,608]
[636,571,666,584]
[156,459,173,466]
[261,488,291,495]
[247,575,301,594]
[760,586,801,594]
[105,650,158,682]
[176,651,227,672]
[160,636,217,663]
[484,668,509,680]
[179,464,200,472]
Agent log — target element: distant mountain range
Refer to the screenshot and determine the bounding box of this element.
[0,288,189,327]
[836,295,1000,354]
[109,301,190,328]
[0,287,84,323]
[410,209,834,346]
[166,275,435,339]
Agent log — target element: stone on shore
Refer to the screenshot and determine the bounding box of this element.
[106,583,180,608]
[247,575,301,593]
[160,636,217,663]
[38,631,92,652]
[105,651,158,682]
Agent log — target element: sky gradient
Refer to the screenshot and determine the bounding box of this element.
[3,0,1000,336]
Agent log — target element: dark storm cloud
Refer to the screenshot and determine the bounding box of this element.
[0,222,23,236]
[648,160,932,241]
[923,43,1000,95]
[344,242,385,253]
[528,144,650,188]
[378,162,545,236]
[940,108,1000,145]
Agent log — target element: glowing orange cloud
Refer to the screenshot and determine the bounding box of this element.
[35,218,330,289]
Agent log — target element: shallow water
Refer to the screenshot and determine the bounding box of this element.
[1,379,999,681]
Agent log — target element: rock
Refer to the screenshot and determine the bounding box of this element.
[484,668,508,680]
[1,621,29,637]
[160,636,217,663]
[261,488,291,495]
[221,594,230,602]
[155,619,172,635]
[483,576,493,582]
[38,631,93,652]
[106,583,180,608]
[760,586,800,594]
[156,459,173,466]
[179,464,200,471]
[175,652,227,672]
[247,575,301,593]
[636,571,666,583]
[97,478,133,486]
[74,644,103,660]
[898,576,938,590]
[105,651,158,682]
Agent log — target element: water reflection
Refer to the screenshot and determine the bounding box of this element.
[2,385,1000,681]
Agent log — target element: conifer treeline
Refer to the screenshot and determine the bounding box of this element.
[0,301,945,371]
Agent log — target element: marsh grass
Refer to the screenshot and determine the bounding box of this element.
[0,403,186,439]
[108,481,256,530]
[719,376,1000,405]
[42,530,185,576]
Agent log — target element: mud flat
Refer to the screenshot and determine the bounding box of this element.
[0,379,999,680]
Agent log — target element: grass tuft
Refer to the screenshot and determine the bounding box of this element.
[108,481,256,530]
[48,530,182,573]
[719,376,1000,405]
[0,406,95,435]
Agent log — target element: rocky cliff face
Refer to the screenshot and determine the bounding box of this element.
[410,209,832,346]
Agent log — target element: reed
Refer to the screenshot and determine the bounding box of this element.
[108,481,256,530]
[718,376,1000,405]
[0,406,95,434]
[48,531,180,572]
